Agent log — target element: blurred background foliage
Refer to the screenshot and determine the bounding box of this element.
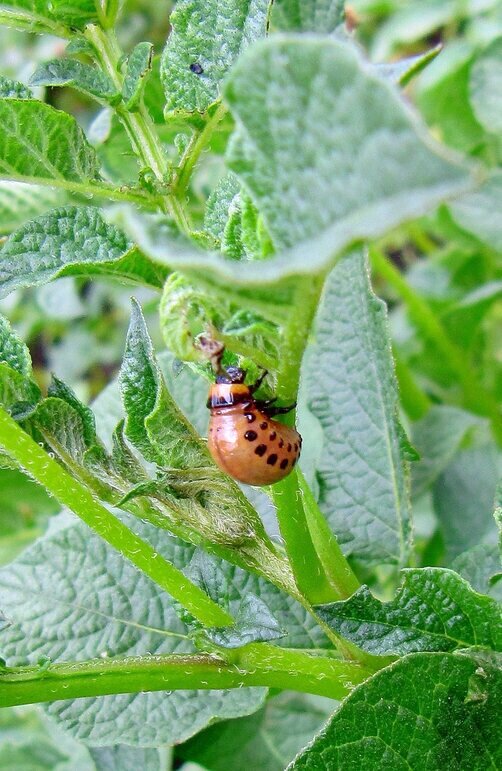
[0,0,500,768]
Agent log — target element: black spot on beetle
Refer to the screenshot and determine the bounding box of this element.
[260,421,268,430]
[294,443,298,451]
[267,454,278,466]
[255,444,267,457]
[190,62,204,74]
[244,413,256,423]
[269,431,277,441]
[280,458,288,470]
[278,439,284,448]
[244,430,257,441]
[287,443,292,452]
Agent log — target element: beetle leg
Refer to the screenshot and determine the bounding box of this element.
[249,369,268,393]
[262,402,297,417]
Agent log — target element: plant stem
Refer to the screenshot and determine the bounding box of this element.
[85,25,192,233]
[370,246,502,443]
[0,645,372,708]
[173,103,227,196]
[0,407,232,628]
[297,470,360,599]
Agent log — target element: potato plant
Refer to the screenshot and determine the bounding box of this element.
[0,1,500,769]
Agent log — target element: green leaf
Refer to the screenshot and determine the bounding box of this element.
[161,0,270,113]
[302,251,411,567]
[411,406,482,498]
[0,468,59,565]
[0,75,31,99]
[224,36,471,251]
[47,375,96,447]
[449,170,502,253]
[376,45,442,87]
[31,397,88,465]
[178,692,334,771]
[89,746,168,771]
[452,544,502,602]
[0,0,97,32]
[469,36,502,135]
[0,99,99,189]
[433,442,499,561]
[0,362,40,415]
[0,741,68,770]
[119,299,208,469]
[30,60,120,104]
[0,517,266,746]
[290,651,502,770]
[0,314,31,377]
[122,42,154,111]
[416,42,486,153]
[0,206,168,297]
[271,0,345,32]
[0,182,65,236]
[205,594,284,648]
[180,547,331,651]
[316,568,501,656]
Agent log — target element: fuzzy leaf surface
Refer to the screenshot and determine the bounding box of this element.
[0,206,167,297]
[0,0,97,30]
[161,0,269,113]
[225,36,470,251]
[316,568,501,656]
[303,251,411,566]
[0,314,31,377]
[30,60,119,104]
[0,100,98,188]
[433,442,499,560]
[449,170,502,253]
[452,544,502,602]
[0,182,65,235]
[271,0,344,32]
[411,406,482,498]
[469,36,502,134]
[0,75,31,98]
[0,517,266,746]
[290,651,502,770]
[122,42,153,110]
[179,692,334,771]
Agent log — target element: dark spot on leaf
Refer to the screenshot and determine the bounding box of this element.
[190,62,204,74]
[267,454,278,466]
[280,458,288,470]
[244,430,257,441]
[255,444,267,457]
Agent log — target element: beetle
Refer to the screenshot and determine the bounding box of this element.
[207,366,302,486]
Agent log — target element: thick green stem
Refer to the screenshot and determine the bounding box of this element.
[297,470,360,600]
[0,645,372,708]
[0,407,232,628]
[370,247,502,443]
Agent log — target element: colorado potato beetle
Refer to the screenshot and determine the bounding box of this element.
[207,366,302,486]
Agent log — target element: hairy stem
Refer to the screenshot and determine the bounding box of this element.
[0,645,372,708]
[85,25,192,234]
[0,407,232,628]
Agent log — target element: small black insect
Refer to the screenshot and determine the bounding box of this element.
[190,62,204,75]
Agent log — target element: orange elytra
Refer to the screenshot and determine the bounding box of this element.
[207,366,302,486]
